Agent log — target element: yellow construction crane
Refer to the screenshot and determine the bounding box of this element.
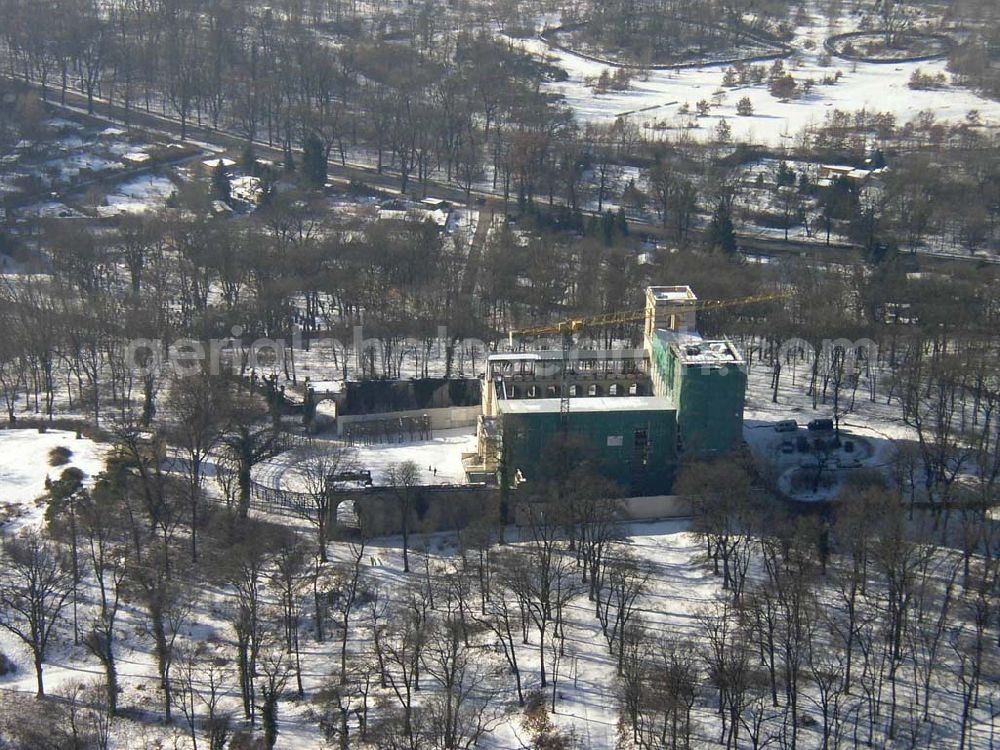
[508,290,790,342]
[506,290,790,426]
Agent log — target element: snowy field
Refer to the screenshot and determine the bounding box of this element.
[97,174,178,216]
[349,427,477,485]
[0,428,109,531]
[252,427,479,492]
[516,7,1000,145]
[0,508,706,749]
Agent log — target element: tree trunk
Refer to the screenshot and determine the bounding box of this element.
[34,653,45,698]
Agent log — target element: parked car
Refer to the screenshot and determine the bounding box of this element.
[780,441,795,454]
[808,418,834,432]
[775,419,798,433]
[837,456,862,469]
[796,435,810,452]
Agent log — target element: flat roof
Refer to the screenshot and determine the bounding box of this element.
[489,348,647,363]
[499,396,672,414]
[655,329,744,366]
[648,285,696,302]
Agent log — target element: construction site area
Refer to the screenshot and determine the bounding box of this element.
[244,284,772,533]
[469,285,749,496]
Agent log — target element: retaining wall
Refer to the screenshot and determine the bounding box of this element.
[335,405,481,436]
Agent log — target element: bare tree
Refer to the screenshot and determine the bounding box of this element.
[619,631,699,750]
[497,538,577,689]
[293,443,357,562]
[167,371,228,561]
[475,585,526,706]
[79,483,129,715]
[676,457,759,604]
[597,552,648,675]
[421,612,507,749]
[373,584,430,749]
[875,0,914,46]
[316,669,367,750]
[220,394,283,520]
[701,600,755,750]
[227,535,273,725]
[0,529,72,697]
[129,540,193,722]
[172,652,234,750]
[172,648,204,750]
[387,460,421,573]
[330,538,368,685]
[272,531,309,697]
[257,643,292,750]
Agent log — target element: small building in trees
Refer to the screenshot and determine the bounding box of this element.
[200,156,236,176]
[475,286,747,495]
[231,175,264,206]
[816,164,887,188]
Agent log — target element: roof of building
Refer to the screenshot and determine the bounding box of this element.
[498,396,672,414]
[488,348,647,363]
[648,285,696,302]
[655,329,744,367]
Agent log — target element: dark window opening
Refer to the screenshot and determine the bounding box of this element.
[634,428,649,467]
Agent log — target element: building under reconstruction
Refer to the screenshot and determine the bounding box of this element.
[472,286,747,495]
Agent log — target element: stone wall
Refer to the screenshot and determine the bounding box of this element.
[335,405,482,437]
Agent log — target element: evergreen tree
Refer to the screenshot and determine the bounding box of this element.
[602,209,615,245]
[211,160,231,205]
[615,208,629,237]
[302,134,326,188]
[706,200,737,254]
[241,142,257,176]
[258,165,278,207]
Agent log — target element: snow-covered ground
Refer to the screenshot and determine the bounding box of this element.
[517,8,1000,146]
[0,427,108,531]
[97,174,177,216]
[0,116,166,207]
[253,427,478,492]
[1,343,994,748]
[350,428,477,485]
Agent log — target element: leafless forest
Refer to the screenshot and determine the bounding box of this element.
[0,0,998,748]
